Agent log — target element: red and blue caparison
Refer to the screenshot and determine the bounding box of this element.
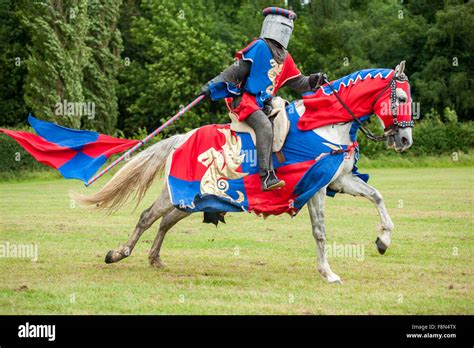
[167,68,409,216]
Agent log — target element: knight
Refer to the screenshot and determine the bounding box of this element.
[201,7,326,191]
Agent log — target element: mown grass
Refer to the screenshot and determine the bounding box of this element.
[0,167,472,314]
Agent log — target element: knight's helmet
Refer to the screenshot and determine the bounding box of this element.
[260,7,297,49]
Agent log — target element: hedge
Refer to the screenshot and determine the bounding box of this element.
[358,118,474,158]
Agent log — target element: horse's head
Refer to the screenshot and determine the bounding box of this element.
[373,61,414,152]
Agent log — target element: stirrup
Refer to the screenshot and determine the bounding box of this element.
[261,170,285,191]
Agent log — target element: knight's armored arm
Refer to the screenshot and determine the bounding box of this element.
[201,59,251,96]
[221,59,251,84]
[284,72,328,93]
[284,75,312,93]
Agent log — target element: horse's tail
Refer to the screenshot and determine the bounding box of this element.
[71,134,185,212]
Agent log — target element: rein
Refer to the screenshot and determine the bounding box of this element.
[322,77,397,142]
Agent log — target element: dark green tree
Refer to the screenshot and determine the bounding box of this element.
[18,0,123,131]
[0,0,29,126]
[82,0,123,133]
[19,0,91,128]
[117,0,231,136]
[412,1,474,121]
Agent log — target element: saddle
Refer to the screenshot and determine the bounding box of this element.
[229,96,290,162]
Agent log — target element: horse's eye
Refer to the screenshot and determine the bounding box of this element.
[396,88,408,103]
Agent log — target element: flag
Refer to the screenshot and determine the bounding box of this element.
[0,115,139,183]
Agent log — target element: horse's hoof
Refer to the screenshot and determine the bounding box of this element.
[150,258,166,268]
[319,268,343,284]
[105,250,114,264]
[327,273,343,284]
[375,237,387,255]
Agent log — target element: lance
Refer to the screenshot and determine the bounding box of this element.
[85,94,206,187]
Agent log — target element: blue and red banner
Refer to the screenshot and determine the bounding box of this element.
[0,115,139,183]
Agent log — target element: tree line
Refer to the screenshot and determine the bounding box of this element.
[0,0,472,137]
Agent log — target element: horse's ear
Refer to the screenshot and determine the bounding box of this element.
[394,60,406,77]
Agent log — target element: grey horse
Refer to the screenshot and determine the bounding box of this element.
[73,62,413,283]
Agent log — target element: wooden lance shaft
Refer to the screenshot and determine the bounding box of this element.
[85,94,206,187]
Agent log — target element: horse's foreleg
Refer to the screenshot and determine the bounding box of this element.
[331,174,394,254]
[308,187,342,283]
[105,186,174,264]
[149,208,191,268]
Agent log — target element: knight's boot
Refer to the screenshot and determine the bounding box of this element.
[261,169,285,191]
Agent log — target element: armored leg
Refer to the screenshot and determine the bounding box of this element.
[246,110,285,191]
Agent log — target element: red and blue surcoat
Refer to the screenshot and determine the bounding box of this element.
[209,39,301,121]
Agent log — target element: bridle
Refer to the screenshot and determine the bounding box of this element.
[322,74,413,142]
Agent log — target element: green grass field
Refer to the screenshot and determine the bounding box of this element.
[0,167,472,314]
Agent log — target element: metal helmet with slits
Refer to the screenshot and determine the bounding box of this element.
[260,7,297,49]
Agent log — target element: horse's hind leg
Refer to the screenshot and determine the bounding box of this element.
[308,187,342,284]
[105,186,173,264]
[149,208,191,268]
